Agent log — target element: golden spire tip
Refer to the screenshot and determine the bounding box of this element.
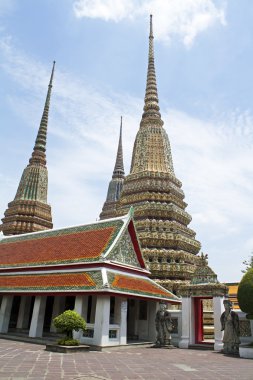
[149,14,153,37]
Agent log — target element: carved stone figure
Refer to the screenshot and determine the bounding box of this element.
[155,303,173,347]
[220,300,240,355]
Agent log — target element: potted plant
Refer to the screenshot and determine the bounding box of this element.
[53,309,86,345]
[46,310,88,352]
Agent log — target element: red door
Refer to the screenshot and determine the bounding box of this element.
[194,298,204,343]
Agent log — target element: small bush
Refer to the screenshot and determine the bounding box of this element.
[238,268,253,319]
[53,310,86,340]
[57,338,80,346]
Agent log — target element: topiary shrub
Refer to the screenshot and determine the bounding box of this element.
[238,268,253,320]
[53,310,86,345]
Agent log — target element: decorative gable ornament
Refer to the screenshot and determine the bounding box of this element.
[107,230,140,267]
[191,253,218,285]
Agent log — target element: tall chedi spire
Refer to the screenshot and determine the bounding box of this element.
[100,117,125,219]
[116,16,201,293]
[0,62,55,236]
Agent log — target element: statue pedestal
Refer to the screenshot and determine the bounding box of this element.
[152,343,175,349]
[239,345,253,359]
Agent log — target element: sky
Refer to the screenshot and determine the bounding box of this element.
[0,0,253,283]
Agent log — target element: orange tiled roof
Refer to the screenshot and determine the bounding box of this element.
[0,220,123,268]
[0,272,96,291]
[0,269,179,301]
[110,273,179,301]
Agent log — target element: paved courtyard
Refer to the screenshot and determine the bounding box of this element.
[0,339,252,380]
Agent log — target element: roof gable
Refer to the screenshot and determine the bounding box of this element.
[105,224,141,268]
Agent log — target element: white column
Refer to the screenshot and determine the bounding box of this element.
[147,301,159,342]
[213,296,225,351]
[93,295,110,347]
[73,295,88,340]
[189,298,195,345]
[29,296,47,338]
[179,297,191,348]
[114,297,127,345]
[0,295,13,333]
[50,296,65,333]
[75,295,88,319]
[17,296,32,329]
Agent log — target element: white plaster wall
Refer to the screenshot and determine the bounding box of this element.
[179,297,191,348]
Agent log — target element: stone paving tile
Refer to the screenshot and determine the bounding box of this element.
[0,339,252,380]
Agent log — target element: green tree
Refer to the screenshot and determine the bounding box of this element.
[242,253,253,273]
[238,268,253,320]
[53,310,86,345]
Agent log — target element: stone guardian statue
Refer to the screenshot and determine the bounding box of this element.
[220,300,240,355]
[155,302,173,347]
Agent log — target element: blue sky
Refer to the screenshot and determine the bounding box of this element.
[1,0,253,283]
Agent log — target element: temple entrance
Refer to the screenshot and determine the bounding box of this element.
[43,296,54,332]
[9,296,21,329]
[126,298,157,343]
[194,297,214,344]
[127,299,138,341]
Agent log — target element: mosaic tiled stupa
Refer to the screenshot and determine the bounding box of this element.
[100,117,125,220]
[101,17,201,292]
[0,62,55,236]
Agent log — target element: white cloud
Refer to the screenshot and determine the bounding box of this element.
[73,0,226,47]
[74,0,135,22]
[166,108,253,232]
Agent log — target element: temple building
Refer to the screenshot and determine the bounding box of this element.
[0,62,55,236]
[100,16,201,293]
[0,210,180,347]
[100,117,125,220]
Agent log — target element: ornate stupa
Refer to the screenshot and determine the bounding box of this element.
[109,16,201,292]
[100,117,125,219]
[0,62,55,236]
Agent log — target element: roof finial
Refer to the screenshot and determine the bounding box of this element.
[49,60,55,87]
[113,116,124,178]
[150,14,153,38]
[29,61,55,165]
[141,15,162,124]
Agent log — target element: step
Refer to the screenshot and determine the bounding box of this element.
[188,343,214,351]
